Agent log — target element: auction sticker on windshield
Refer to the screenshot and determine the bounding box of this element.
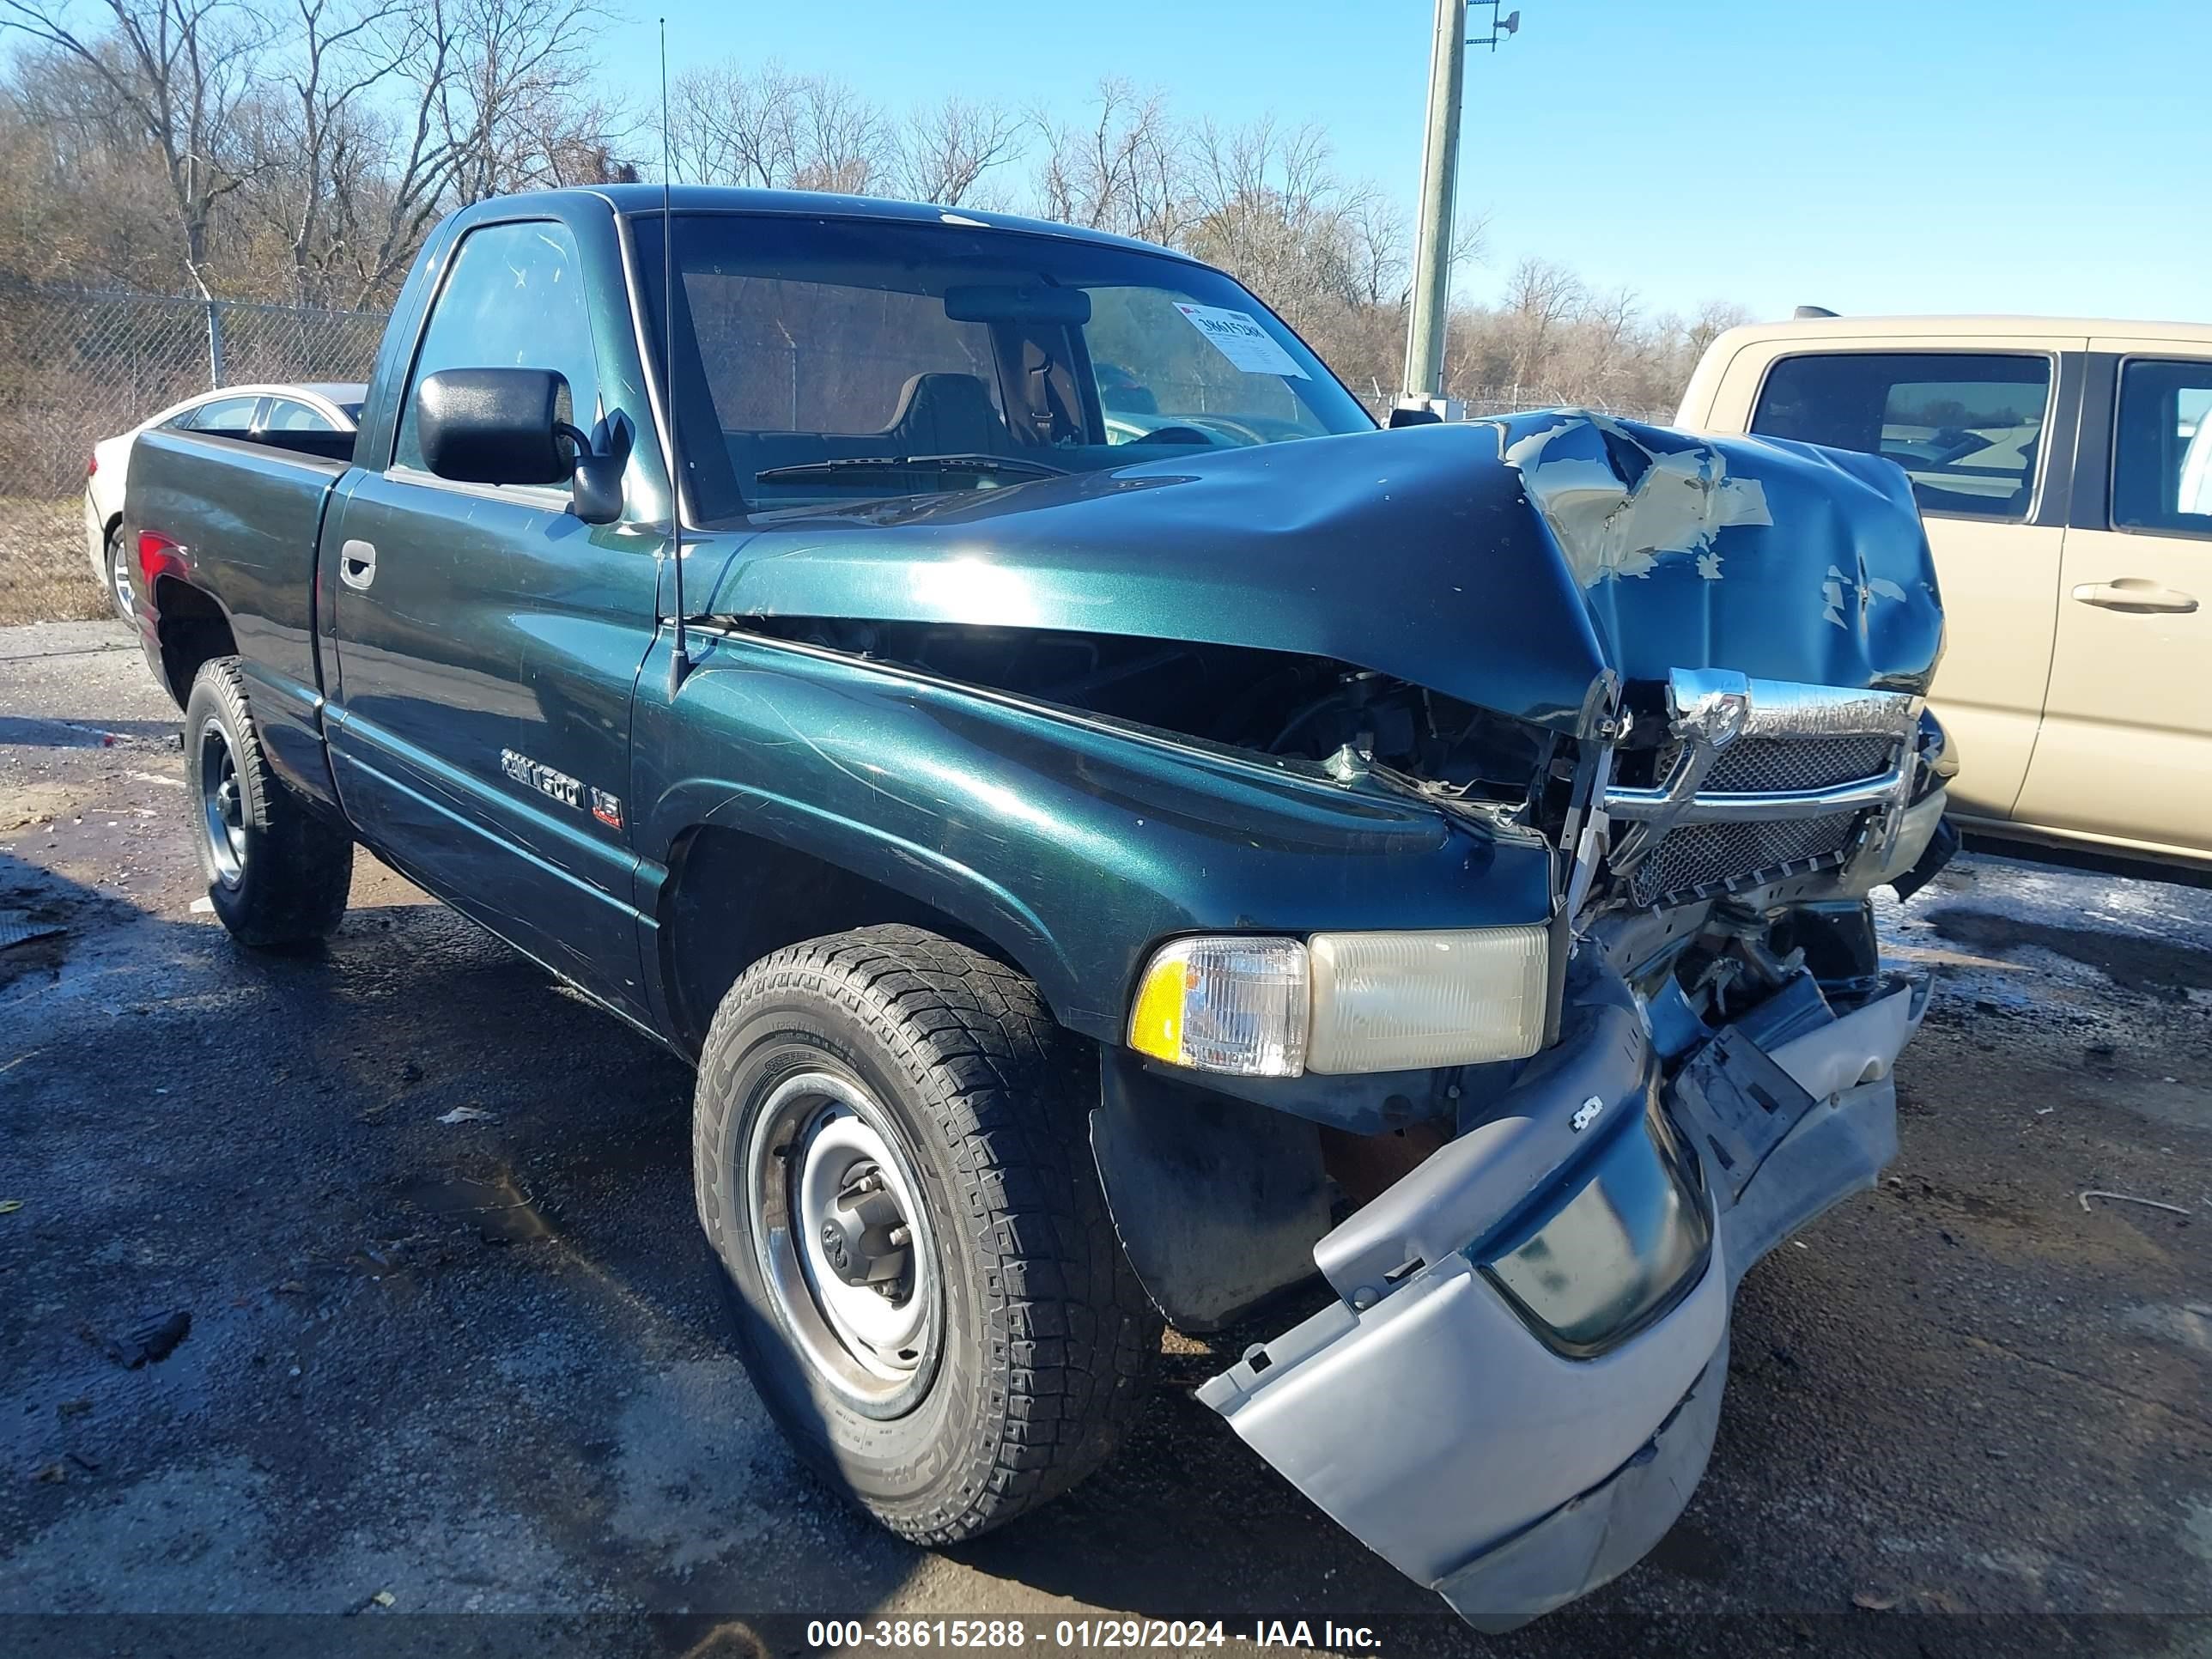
[1173,302,1310,379]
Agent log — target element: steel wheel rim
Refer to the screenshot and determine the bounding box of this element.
[744,1068,943,1414]
[198,724,246,888]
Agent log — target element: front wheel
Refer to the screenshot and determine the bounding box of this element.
[694,926,1159,1544]
[183,658,354,948]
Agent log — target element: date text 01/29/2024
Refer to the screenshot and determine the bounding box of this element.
[804,1620,1384,1650]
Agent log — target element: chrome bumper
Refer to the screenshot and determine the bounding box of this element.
[1200,965,1925,1629]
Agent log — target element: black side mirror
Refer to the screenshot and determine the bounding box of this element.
[416,368,570,485]
[1388,403,1443,428]
[415,367,624,525]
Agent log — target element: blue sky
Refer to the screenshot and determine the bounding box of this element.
[619,3,2209,324]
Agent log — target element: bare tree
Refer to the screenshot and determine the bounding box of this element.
[1032,77,1187,246]
[330,0,615,306]
[890,93,1023,207]
[1497,256,1584,397]
[0,0,270,295]
[241,0,412,305]
[669,59,885,193]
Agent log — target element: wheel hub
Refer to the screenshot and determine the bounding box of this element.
[817,1163,913,1293]
[744,1071,942,1412]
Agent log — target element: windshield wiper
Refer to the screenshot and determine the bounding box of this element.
[754,452,1068,486]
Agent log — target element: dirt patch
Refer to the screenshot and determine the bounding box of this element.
[0,498,107,625]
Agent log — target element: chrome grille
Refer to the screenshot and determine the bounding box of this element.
[1631,811,1864,908]
[1601,670,1923,912]
[1701,735,1900,795]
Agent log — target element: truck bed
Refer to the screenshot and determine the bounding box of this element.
[127,426,352,800]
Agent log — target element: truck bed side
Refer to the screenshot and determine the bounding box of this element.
[126,426,352,810]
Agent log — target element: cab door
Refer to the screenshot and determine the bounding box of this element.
[1741,340,2083,823]
[2013,348,2212,861]
[323,214,662,1020]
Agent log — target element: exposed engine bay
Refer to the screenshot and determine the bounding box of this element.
[745,617,1554,809]
[741,617,1954,943]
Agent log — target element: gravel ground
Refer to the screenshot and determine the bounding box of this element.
[1,622,2209,1659]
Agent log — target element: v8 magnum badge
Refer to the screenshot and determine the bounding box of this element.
[501,749,622,830]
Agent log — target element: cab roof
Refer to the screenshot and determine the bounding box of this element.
[536,183,1206,265]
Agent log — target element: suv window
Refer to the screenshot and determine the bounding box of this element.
[392,219,600,477]
[1751,351,2052,521]
[2113,359,2212,537]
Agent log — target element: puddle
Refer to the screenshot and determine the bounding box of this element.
[398,1170,550,1244]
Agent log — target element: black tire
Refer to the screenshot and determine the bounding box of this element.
[103,521,132,622]
[694,925,1159,1544]
[183,658,354,948]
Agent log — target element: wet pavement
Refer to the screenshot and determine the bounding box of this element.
[2,622,2209,1657]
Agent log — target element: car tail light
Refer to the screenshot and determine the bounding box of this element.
[86,453,98,477]
[137,530,187,586]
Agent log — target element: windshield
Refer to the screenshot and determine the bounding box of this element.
[632,212,1373,521]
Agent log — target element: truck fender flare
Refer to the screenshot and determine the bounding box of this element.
[650,786,1097,1034]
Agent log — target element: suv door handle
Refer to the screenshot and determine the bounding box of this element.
[339,538,377,591]
[2071,579,2197,615]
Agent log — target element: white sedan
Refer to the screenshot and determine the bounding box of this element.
[84,382,365,619]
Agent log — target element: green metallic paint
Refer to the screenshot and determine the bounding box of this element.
[624,625,1558,1046]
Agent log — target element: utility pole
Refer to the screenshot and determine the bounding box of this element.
[1400,0,1520,416]
[1401,0,1466,410]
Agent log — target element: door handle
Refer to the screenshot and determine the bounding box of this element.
[339,538,377,591]
[2071,579,2197,615]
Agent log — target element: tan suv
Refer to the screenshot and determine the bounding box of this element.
[1677,316,2212,872]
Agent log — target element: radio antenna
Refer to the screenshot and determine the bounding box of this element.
[660,15,690,697]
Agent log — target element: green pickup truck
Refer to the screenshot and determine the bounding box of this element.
[123,185,1954,1627]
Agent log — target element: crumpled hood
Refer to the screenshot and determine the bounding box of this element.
[1486,410,1942,700]
[698,413,1942,735]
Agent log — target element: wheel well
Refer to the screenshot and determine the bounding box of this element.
[153,579,238,708]
[659,825,1034,1054]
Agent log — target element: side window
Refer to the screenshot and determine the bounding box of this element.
[392,220,600,477]
[2112,359,2212,537]
[180,395,263,433]
[264,398,336,433]
[1752,351,2052,521]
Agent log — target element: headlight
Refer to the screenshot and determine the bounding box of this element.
[1480,1096,1711,1357]
[1127,924,1549,1079]
[1127,936,1310,1077]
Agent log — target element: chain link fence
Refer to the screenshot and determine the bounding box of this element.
[0,280,389,500]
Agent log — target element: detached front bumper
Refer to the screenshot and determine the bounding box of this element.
[1199,963,1924,1630]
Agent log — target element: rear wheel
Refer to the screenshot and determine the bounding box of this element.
[183,658,353,948]
[694,925,1158,1543]
[103,522,132,621]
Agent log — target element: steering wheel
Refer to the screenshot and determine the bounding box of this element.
[1139,425,1218,447]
